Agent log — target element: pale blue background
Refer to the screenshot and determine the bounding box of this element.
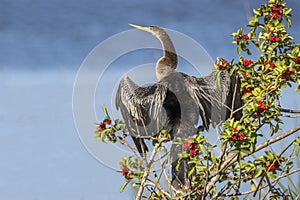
[1,0,300,199]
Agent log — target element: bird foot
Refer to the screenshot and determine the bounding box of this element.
[197,125,205,133]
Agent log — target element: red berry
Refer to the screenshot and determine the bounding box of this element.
[272,5,282,12]
[232,128,239,133]
[271,5,283,19]
[295,57,300,64]
[230,134,237,141]
[257,100,262,105]
[128,171,134,179]
[264,60,275,69]
[266,161,280,171]
[122,165,128,176]
[270,35,280,42]
[266,164,276,171]
[272,12,282,19]
[195,175,202,181]
[243,34,248,40]
[107,119,112,125]
[260,103,266,110]
[243,87,252,95]
[98,122,106,131]
[257,100,266,113]
[238,133,245,141]
[287,69,295,75]
[189,148,196,156]
[242,59,253,67]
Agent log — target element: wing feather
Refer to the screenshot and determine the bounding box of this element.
[184,70,241,128]
[115,76,168,137]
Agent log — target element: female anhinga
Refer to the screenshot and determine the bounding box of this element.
[115,24,242,188]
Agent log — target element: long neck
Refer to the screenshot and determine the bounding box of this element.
[155,30,178,81]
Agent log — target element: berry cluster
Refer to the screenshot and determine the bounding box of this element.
[257,100,267,113]
[215,58,230,71]
[182,140,199,157]
[271,4,284,19]
[235,34,249,43]
[230,128,245,141]
[279,69,295,79]
[266,157,283,171]
[121,165,134,179]
[263,60,275,69]
[269,35,280,43]
[97,119,112,131]
[242,59,253,67]
[242,87,253,96]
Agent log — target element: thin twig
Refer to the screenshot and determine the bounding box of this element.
[135,137,170,200]
[220,168,300,197]
[206,124,300,195]
[280,108,300,114]
[136,144,159,200]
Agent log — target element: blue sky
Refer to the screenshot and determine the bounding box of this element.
[1,0,300,199]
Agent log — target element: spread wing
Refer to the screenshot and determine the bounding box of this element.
[184,70,242,128]
[115,76,168,153]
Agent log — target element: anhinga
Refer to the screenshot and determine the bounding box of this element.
[115,24,242,188]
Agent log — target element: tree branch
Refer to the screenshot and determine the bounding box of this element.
[135,144,159,200]
[220,167,300,197]
[250,124,300,154]
[280,107,300,114]
[208,124,300,197]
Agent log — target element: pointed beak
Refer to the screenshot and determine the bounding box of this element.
[129,24,152,33]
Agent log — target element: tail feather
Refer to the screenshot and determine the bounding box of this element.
[170,143,191,189]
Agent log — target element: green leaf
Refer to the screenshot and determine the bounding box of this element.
[295,147,299,157]
[187,167,195,178]
[284,8,292,15]
[211,152,217,164]
[296,85,300,92]
[196,164,207,170]
[253,167,264,178]
[253,9,261,16]
[265,151,274,160]
[275,123,280,133]
[287,18,292,28]
[132,182,140,188]
[237,46,242,54]
[120,181,130,192]
[267,171,276,179]
[199,144,207,155]
[270,124,274,136]
[237,28,243,35]
[244,117,250,124]
[240,148,252,154]
[248,16,259,27]
[251,180,257,191]
[102,105,109,117]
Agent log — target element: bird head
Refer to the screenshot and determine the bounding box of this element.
[129,24,167,38]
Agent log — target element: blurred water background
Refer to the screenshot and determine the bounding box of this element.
[1,0,300,199]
